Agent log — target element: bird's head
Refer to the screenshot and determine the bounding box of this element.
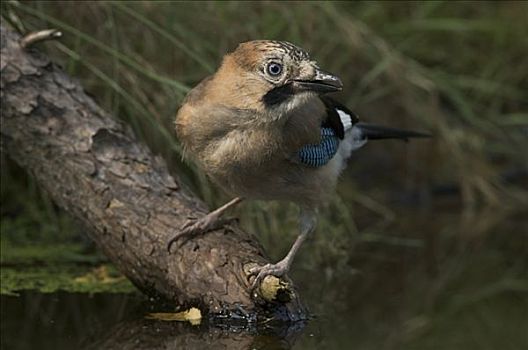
[210,40,342,118]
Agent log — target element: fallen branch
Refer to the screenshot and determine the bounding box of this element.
[0,23,306,321]
[19,28,62,48]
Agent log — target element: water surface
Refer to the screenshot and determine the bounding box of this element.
[1,206,527,349]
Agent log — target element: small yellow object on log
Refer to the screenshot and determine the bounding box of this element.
[146,307,202,325]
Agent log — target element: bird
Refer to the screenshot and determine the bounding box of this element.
[168,40,429,288]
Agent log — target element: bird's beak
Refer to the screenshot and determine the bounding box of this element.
[293,69,343,94]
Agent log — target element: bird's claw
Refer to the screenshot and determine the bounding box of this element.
[167,215,238,253]
[167,219,204,253]
[181,218,198,231]
[248,261,289,291]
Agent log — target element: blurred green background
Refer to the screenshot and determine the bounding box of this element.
[1,1,527,349]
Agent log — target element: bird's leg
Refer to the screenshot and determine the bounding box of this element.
[167,197,243,252]
[249,208,317,289]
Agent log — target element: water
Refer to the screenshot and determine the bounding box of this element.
[1,206,527,349]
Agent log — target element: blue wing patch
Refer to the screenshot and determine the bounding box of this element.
[298,127,340,167]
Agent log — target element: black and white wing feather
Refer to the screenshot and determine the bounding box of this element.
[297,97,430,168]
[297,97,366,168]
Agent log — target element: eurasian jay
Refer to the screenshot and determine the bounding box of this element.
[168,40,428,287]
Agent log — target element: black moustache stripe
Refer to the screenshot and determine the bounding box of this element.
[262,83,296,107]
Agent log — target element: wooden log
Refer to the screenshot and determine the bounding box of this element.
[0,23,306,321]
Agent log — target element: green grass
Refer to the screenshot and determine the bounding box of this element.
[1,263,136,296]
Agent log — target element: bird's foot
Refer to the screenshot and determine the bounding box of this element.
[249,259,290,291]
[167,214,236,253]
[167,197,243,253]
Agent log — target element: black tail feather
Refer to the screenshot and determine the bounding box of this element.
[356,122,431,141]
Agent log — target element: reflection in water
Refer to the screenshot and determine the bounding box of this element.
[1,206,527,350]
[85,318,305,350]
[0,292,305,350]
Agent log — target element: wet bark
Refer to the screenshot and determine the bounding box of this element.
[0,23,306,321]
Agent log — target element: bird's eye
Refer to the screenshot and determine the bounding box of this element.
[266,62,283,77]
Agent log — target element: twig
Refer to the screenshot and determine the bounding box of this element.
[20,29,62,48]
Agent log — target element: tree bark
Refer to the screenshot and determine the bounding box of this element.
[0,23,306,321]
